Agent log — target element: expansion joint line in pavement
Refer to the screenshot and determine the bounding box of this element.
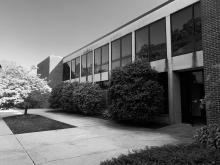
[15,136,36,165]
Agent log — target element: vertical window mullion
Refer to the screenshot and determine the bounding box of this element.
[148,25,151,62]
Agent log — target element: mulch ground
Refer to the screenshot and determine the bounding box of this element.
[3,114,76,134]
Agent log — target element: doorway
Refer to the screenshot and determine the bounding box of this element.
[180,70,206,125]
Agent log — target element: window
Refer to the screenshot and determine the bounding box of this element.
[171,2,202,56]
[135,26,149,59]
[87,51,93,76]
[75,57,80,78]
[101,44,109,72]
[149,19,167,61]
[63,62,71,81]
[194,3,202,51]
[94,44,109,74]
[81,51,93,77]
[81,54,87,77]
[71,59,76,79]
[71,57,80,79]
[135,18,166,61]
[94,48,101,74]
[111,33,132,70]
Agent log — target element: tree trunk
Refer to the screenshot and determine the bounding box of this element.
[24,108,28,115]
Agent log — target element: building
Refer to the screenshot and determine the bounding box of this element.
[37,55,63,88]
[37,0,220,125]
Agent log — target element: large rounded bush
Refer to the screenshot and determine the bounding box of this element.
[49,82,78,111]
[109,59,164,123]
[72,83,106,116]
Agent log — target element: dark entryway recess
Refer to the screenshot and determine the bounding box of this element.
[180,70,206,125]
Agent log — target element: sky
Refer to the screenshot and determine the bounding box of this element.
[0,0,167,68]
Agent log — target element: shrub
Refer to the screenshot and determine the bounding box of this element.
[49,82,66,109]
[194,124,220,149]
[100,144,220,165]
[109,59,164,123]
[60,82,79,111]
[49,82,79,111]
[71,83,106,116]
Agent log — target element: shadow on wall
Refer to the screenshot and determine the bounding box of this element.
[49,60,63,88]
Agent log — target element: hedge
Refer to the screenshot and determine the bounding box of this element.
[109,59,164,123]
[49,82,106,116]
[100,144,220,165]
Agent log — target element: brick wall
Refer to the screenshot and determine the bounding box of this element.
[201,0,220,124]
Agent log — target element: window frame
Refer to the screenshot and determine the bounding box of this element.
[135,17,167,62]
[171,2,202,57]
[94,43,109,74]
[111,33,132,70]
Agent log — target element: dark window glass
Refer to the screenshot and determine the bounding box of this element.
[94,48,101,74]
[122,57,132,67]
[75,57,80,78]
[135,26,149,59]
[71,59,76,79]
[171,6,194,56]
[101,44,109,72]
[112,60,120,70]
[87,51,93,75]
[63,62,70,81]
[112,39,120,61]
[194,3,202,51]
[122,34,132,58]
[81,54,87,77]
[149,19,167,61]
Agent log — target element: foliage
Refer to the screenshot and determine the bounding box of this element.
[100,144,220,165]
[49,82,66,109]
[0,63,51,111]
[71,83,106,115]
[194,124,220,149]
[109,59,164,123]
[49,82,106,116]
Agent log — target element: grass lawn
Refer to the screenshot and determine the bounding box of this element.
[3,114,76,134]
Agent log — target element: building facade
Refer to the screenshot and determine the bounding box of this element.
[38,0,220,125]
[37,55,63,88]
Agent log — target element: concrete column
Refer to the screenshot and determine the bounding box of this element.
[132,31,135,62]
[166,15,182,124]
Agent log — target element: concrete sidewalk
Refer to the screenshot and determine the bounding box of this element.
[0,109,196,165]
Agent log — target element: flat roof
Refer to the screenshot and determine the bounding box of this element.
[64,0,175,59]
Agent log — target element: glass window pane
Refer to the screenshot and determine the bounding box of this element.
[75,57,80,78]
[81,54,87,77]
[171,6,194,56]
[112,60,120,70]
[101,64,108,72]
[122,34,132,58]
[102,44,109,64]
[94,48,101,74]
[121,57,131,67]
[112,39,120,61]
[63,62,70,81]
[71,59,76,79]
[87,52,93,76]
[150,19,167,61]
[135,26,149,60]
[194,3,202,51]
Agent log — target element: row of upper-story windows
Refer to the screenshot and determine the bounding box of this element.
[63,2,202,81]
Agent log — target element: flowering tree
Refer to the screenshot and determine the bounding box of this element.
[0,62,51,114]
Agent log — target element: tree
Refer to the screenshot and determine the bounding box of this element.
[0,62,51,114]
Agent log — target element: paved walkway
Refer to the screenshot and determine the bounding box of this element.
[0,109,197,165]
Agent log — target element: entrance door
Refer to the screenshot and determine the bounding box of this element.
[180,70,206,124]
